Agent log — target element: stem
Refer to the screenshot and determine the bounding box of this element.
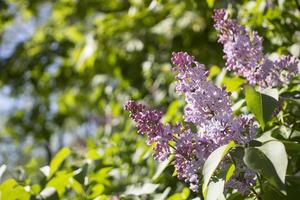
[288,126,295,140]
[251,188,262,200]
[228,152,236,166]
[45,141,52,165]
[169,143,176,151]
[257,173,264,195]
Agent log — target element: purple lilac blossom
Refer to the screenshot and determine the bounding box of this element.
[124,100,174,161]
[171,52,233,127]
[171,52,208,94]
[171,51,257,193]
[226,163,256,195]
[174,130,217,192]
[125,51,258,194]
[233,115,257,145]
[213,9,299,88]
[171,52,238,145]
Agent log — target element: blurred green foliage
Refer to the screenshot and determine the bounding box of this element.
[0,0,299,199]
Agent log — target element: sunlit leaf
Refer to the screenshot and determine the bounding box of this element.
[244,147,286,192]
[0,165,7,181]
[202,141,235,196]
[206,0,215,8]
[258,141,288,184]
[225,164,235,182]
[152,156,172,181]
[224,77,245,92]
[49,147,71,177]
[206,179,225,200]
[167,187,190,200]
[124,183,159,196]
[40,187,59,200]
[245,85,277,129]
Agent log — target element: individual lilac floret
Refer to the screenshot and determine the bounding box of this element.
[124,100,174,161]
[213,8,299,88]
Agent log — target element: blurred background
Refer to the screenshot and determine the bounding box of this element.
[0,0,299,199]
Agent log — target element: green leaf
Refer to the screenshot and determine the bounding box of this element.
[226,193,243,200]
[262,183,286,200]
[286,175,300,199]
[262,94,278,124]
[46,171,73,197]
[88,184,105,199]
[152,156,172,181]
[208,65,221,80]
[167,187,190,200]
[245,85,264,128]
[153,187,171,200]
[163,100,181,123]
[0,179,30,200]
[172,169,177,177]
[224,77,245,92]
[260,88,279,100]
[9,186,30,200]
[0,179,18,199]
[91,167,112,185]
[74,164,88,184]
[206,179,225,200]
[255,130,274,143]
[225,164,236,182]
[40,187,59,200]
[40,166,50,177]
[231,99,245,112]
[86,149,102,160]
[124,183,159,196]
[255,134,288,183]
[243,147,285,192]
[281,140,300,151]
[245,85,277,129]
[70,178,84,195]
[257,141,288,184]
[202,141,235,196]
[280,91,300,104]
[0,165,6,181]
[49,147,71,178]
[206,0,215,8]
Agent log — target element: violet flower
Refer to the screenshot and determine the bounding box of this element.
[213,9,299,88]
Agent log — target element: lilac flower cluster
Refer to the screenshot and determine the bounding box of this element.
[125,52,257,195]
[171,52,256,194]
[213,9,298,88]
[124,100,175,161]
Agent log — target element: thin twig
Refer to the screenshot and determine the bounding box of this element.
[169,143,176,151]
[257,173,264,195]
[251,188,262,200]
[295,0,300,12]
[288,126,295,140]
